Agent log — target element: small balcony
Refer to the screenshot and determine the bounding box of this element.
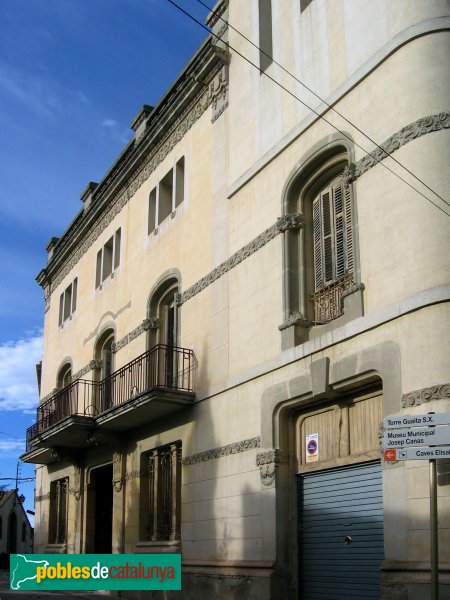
[23,344,194,462]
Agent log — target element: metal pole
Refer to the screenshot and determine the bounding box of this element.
[430,458,439,600]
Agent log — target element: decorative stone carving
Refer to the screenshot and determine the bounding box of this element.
[113,451,123,493]
[179,215,303,305]
[68,466,82,501]
[183,436,261,465]
[343,163,356,185]
[211,67,229,122]
[276,213,304,232]
[278,312,311,331]
[402,383,450,408]
[354,111,450,178]
[44,286,51,313]
[256,449,289,487]
[47,68,229,298]
[72,359,98,381]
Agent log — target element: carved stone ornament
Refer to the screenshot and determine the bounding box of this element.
[354,111,450,179]
[402,383,450,408]
[278,311,311,331]
[211,67,229,123]
[179,214,303,305]
[183,436,261,465]
[256,449,289,488]
[44,286,51,313]
[112,451,123,493]
[47,67,229,299]
[276,213,304,232]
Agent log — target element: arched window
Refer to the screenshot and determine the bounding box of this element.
[147,273,180,388]
[281,143,362,348]
[95,329,115,381]
[147,276,179,349]
[57,362,72,389]
[92,328,115,413]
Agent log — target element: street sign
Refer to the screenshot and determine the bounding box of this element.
[384,447,450,461]
[384,426,450,448]
[384,412,450,429]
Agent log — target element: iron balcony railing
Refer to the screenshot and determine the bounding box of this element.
[26,344,194,451]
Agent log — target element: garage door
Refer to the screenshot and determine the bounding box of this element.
[298,461,384,599]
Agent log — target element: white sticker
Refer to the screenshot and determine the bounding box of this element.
[306,432,319,463]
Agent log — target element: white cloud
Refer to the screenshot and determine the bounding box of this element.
[0,332,42,413]
[0,439,25,454]
[101,117,132,144]
[102,118,117,128]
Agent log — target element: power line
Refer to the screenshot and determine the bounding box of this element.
[167,0,450,217]
[193,0,449,210]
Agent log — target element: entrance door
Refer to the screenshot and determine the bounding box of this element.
[298,461,384,599]
[92,464,113,554]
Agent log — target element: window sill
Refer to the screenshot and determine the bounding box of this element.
[280,284,364,350]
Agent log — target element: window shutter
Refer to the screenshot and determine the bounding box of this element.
[344,182,354,275]
[313,195,323,291]
[321,188,334,285]
[333,179,346,279]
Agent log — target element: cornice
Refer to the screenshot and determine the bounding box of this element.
[41,41,227,300]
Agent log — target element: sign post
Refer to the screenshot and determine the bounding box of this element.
[383,412,450,600]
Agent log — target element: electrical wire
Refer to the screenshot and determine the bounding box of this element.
[166,0,450,217]
[193,0,449,209]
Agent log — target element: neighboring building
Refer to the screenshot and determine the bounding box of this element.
[21,1,450,598]
[0,490,33,557]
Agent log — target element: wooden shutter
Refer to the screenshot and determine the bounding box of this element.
[344,182,354,275]
[312,174,354,292]
[333,179,346,279]
[313,195,323,291]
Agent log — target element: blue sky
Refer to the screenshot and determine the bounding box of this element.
[0,0,209,521]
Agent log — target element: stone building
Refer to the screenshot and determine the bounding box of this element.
[22,0,450,598]
[0,490,33,558]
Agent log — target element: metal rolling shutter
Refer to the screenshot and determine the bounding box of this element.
[299,461,384,599]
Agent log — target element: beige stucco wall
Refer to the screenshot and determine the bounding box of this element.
[31,2,449,598]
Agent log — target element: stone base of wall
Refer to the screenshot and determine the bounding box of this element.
[118,561,275,600]
[381,562,450,600]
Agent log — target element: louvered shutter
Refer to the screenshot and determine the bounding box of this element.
[333,179,346,279]
[344,182,354,274]
[312,174,354,292]
[313,195,323,291]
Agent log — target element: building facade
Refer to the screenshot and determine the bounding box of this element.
[22,1,450,598]
[0,490,33,559]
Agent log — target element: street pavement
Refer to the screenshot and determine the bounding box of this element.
[0,569,128,600]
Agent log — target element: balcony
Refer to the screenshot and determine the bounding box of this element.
[23,344,194,462]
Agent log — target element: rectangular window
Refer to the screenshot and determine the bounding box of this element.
[148,157,185,234]
[95,228,121,288]
[58,278,78,326]
[48,477,68,544]
[258,0,273,71]
[312,175,354,322]
[142,442,181,542]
